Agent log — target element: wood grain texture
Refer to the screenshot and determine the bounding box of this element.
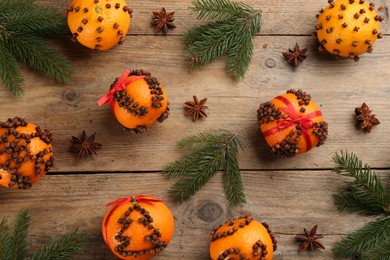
[0,171,377,259]
[0,36,389,171]
[1,1,389,259]
[37,0,390,35]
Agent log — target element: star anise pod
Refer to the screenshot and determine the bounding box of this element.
[355,103,380,133]
[71,131,102,160]
[151,7,176,34]
[185,95,208,122]
[295,225,325,252]
[282,43,307,67]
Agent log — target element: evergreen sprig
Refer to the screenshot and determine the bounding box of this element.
[164,130,246,207]
[185,0,262,81]
[0,209,87,260]
[332,151,390,259]
[0,0,72,95]
[332,151,390,215]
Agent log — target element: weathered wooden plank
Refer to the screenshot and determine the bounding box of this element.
[37,0,389,36]
[0,36,389,172]
[0,171,375,259]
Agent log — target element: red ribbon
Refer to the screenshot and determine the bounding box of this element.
[102,195,162,245]
[262,95,322,151]
[97,70,146,112]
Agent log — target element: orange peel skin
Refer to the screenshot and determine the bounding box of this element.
[316,0,383,60]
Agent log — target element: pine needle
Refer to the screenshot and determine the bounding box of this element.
[185,0,261,81]
[362,237,390,260]
[0,0,72,95]
[0,5,67,37]
[168,149,223,202]
[185,20,240,67]
[223,142,246,207]
[0,43,24,95]
[332,151,390,215]
[5,34,73,84]
[190,0,253,21]
[226,31,253,81]
[9,209,30,260]
[165,150,214,178]
[332,216,390,258]
[164,130,246,207]
[0,217,11,260]
[31,230,88,260]
[332,151,390,258]
[0,209,87,260]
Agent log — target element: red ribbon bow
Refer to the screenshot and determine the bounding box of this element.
[102,195,162,245]
[262,95,322,151]
[97,70,146,112]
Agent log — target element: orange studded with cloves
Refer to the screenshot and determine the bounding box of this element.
[67,0,131,51]
[316,0,383,60]
[101,69,170,134]
[102,195,174,260]
[0,117,54,189]
[209,216,277,260]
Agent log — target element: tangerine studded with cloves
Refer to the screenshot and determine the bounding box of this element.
[111,69,170,133]
[102,195,174,260]
[316,0,383,60]
[257,89,328,158]
[67,0,131,50]
[209,216,277,260]
[0,117,54,189]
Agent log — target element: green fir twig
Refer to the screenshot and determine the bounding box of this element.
[9,209,30,260]
[164,130,246,207]
[332,151,390,259]
[0,216,11,260]
[0,0,72,95]
[31,230,88,260]
[185,0,262,81]
[332,151,390,215]
[332,216,390,259]
[362,236,390,260]
[0,209,87,260]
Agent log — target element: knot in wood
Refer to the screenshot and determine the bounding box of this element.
[62,89,81,106]
[197,202,223,222]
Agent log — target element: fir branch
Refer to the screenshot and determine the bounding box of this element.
[0,0,72,95]
[362,237,390,260]
[165,150,212,178]
[185,20,240,67]
[31,230,87,260]
[332,191,379,216]
[333,216,390,258]
[185,0,262,81]
[223,141,246,207]
[9,209,30,260]
[0,209,87,260]
[0,5,68,37]
[332,151,390,215]
[226,31,253,81]
[190,0,253,21]
[0,38,24,95]
[5,34,73,84]
[332,151,390,259]
[0,0,35,11]
[164,130,246,207]
[177,129,240,150]
[168,149,223,202]
[0,217,11,260]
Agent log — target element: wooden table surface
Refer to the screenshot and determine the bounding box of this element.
[1,0,389,259]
